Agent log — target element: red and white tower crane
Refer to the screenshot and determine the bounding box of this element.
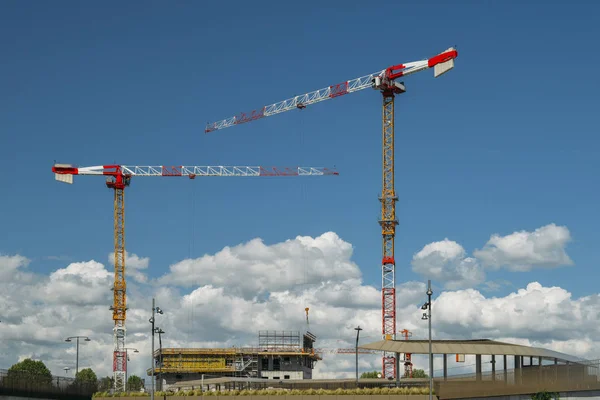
[204,48,458,379]
[52,163,338,391]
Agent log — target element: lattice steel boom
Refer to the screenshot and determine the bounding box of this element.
[51,162,338,390]
[205,49,457,133]
[204,47,458,379]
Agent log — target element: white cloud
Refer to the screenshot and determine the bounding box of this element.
[159,232,362,299]
[108,251,150,283]
[433,282,600,344]
[474,223,574,271]
[0,254,30,279]
[0,228,596,384]
[411,239,485,289]
[42,261,112,306]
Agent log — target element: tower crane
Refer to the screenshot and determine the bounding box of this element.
[52,163,338,391]
[204,47,458,379]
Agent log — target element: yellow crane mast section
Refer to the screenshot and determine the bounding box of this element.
[113,188,126,322]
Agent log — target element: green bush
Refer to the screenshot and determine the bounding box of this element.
[93,385,435,397]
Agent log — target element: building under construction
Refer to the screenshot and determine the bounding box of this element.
[149,331,320,389]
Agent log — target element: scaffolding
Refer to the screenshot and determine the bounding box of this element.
[148,330,320,385]
[149,347,321,378]
[258,331,301,351]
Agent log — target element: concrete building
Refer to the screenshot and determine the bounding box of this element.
[149,331,320,390]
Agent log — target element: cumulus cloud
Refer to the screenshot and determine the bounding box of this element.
[474,223,574,271]
[433,282,600,343]
[108,251,150,283]
[0,228,596,383]
[411,224,574,290]
[0,254,30,279]
[42,261,112,306]
[159,232,362,299]
[411,239,485,289]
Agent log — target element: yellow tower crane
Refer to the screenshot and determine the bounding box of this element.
[204,47,458,379]
[51,163,338,390]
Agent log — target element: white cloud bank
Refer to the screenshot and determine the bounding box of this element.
[0,225,592,382]
[411,239,484,289]
[411,223,574,289]
[474,223,574,271]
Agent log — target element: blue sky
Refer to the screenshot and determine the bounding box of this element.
[1,0,599,300]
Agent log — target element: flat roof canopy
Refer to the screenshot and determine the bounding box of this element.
[358,339,583,364]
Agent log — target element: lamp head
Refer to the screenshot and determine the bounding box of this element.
[155,307,163,314]
[149,317,154,324]
[422,313,428,320]
[134,349,139,353]
[65,338,72,342]
[421,303,428,310]
[84,337,91,342]
[427,288,433,296]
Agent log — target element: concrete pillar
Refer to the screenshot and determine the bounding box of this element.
[476,354,482,381]
[515,355,521,384]
[395,352,400,386]
[503,355,508,384]
[491,355,496,381]
[443,354,448,381]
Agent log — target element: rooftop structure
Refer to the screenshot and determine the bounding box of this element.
[360,338,586,384]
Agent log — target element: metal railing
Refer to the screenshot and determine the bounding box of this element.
[434,359,600,399]
[0,368,98,399]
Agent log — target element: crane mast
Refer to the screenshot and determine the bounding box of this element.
[52,163,337,391]
[204,47,458,379]
[107,174,129,391]
[380,86,401,378]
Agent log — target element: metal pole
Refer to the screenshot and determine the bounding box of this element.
[76,337,80,376]
[354,326,362,387]
[125,349,128,391]
[151,298,155,400]
[158,331,163,391]
[427,280,433,400]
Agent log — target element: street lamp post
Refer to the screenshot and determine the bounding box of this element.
[421,280,433,400]
[149,298,163,400]
[123,347,139,391]
[65,336,91,376]
[354,326,362,387]
[154,328,165,391]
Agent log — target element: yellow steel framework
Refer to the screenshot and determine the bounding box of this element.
[113,187,126,323]
[112,185,127,391]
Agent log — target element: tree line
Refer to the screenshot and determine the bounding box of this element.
[3,358,145,392]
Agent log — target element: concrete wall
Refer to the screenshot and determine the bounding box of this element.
[260,371,304,380]
[1,397,57,400]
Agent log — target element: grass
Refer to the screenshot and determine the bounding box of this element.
[93,386,434,397]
